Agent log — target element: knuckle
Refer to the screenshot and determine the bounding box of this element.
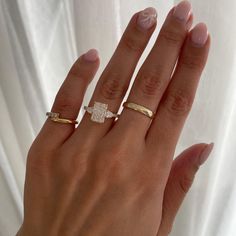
[189,159,200,173]
[99,72,127,100]
[68,62,83,79]
[95,159,126,186]
[27,147,52,176]
[68,58,91,82]
[159,27,184,46]
[179,174,195,194]
[164,89,193,116]
[95,145,129,183]
[57,150,88,179]
[181,54,205,71]
[54,91,77,112]
[108,159,128,183]
[122,34,144,53]
[137,168,157,193]
[132,162,163,198]
[137,68,164,98]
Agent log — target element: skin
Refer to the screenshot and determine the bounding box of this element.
[16,4,211,236]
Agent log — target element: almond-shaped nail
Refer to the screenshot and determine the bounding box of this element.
[199,143,214,165]
[173,0,192,23]
[186,12,193,30]
[137,7,157,30]
[191,23,208,47]
[83,49,99,62]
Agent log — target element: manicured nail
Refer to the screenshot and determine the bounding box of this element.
[137,7,157,30]
[83,49,99,62]
[186,12,193,30]
[199,143,214,165]
[173,0,192,23]
[191,23,208,47]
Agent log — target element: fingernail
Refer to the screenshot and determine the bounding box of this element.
[137,7,157,30]
[173,0,192,23]
[186,13,193,30]
[191,23,208,47]
[83,49,99,62]
[199,143,214,165]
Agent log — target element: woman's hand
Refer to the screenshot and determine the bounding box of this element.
[17,1,213,235]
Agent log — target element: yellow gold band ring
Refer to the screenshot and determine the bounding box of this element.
[46,112,78,124]
[122,102,155,119]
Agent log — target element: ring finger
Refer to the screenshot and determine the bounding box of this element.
[114,1,193,137]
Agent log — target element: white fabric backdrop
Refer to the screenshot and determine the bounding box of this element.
[0,0,235,235]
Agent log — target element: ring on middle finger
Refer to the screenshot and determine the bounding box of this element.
[84,101,119,123]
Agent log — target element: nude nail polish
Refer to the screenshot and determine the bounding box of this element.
[191,23,209,47]
[199,143,214,165]
[83,49,99,62]
[173,0,191,23]
[137,7,157,30]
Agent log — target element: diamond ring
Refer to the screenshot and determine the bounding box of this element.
[84,101,119,123]
[46,112,78,124]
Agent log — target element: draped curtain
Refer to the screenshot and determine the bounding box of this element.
[0,0,235,235]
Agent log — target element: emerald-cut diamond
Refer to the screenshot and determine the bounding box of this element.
[91,102,108,123]
[84,101,119,123]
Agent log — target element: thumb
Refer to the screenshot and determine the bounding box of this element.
[157,142,214,236]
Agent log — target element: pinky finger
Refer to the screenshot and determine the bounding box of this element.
[33,49,100,150]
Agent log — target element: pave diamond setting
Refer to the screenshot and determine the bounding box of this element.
[46,112,60,118]
[84,102,118,123]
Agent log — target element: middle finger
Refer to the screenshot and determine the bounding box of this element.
[69,7,158,144]
[115,1,193,137]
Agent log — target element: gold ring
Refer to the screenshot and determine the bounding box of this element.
[122,102,155,119]
[46,112,78,124]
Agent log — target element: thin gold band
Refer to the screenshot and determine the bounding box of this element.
[46,112,78,124]
[122,102,155,119]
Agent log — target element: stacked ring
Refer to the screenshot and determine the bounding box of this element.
[46,101,155,125]
[46,112,78,124]
[122,102,155,119]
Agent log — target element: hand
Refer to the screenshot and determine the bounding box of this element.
[17,1,213,235]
